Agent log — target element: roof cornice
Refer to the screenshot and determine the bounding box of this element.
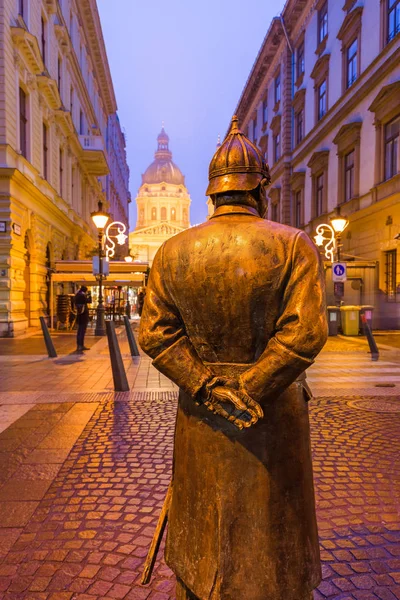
[235,18,284,124]
[77,0,117,115]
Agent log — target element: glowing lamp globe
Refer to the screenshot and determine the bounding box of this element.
[125,255,133,263]
[330,215,348,234]
[91,201,110,230]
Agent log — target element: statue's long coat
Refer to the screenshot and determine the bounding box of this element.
[139,204,328,600]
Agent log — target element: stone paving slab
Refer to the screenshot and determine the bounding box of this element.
[0,391,398,599]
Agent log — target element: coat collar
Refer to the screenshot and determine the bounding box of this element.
[209,204,261,219]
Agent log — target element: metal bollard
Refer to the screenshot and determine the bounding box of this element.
[39,316,58,358]
[106,321,130,391]
[123,316,140,357]
[361,314,379,361]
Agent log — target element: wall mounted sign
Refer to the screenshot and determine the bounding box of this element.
[13,223,21,235]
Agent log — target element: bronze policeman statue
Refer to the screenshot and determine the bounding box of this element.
[139,116,328,600]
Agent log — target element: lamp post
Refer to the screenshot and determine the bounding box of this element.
[91,201,110,336]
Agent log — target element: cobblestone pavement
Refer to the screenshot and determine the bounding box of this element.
[0,329,399,599]
[0,387,398,599]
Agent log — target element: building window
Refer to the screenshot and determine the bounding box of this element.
[388,0,400,42]
[346,38,358,88]
[344,150,355,203]
[70,86,74,118]
[385,115,399,180]
[171,208,176,221]
[79,110,84,135]
[297,41,305,80]
[151,207,157,220]
[295,109,304,145]
[253,114,257,143]
[59,149,63,196]
[161,207,167,220]
[295,190,302,228]
[316,173,324,216]
[18,0,24,18]
[271,203,278,222]
[274,72,281,105]
[41,16,46,65]
[263,99,268,125]
[71,166,75,207]
[273,132,281,163]
[183,208,188,222]
[318,80,327,120]
[385,249,397,301]
[43,123,48,180]
[58,57,62,92]
[318,1,328,44]
[19,87,27,158]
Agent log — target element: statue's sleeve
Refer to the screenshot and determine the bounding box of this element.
[239,231,328,403]
[138,244,213,398]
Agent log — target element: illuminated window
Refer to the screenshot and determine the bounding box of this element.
[171,208,176,221]
[385,250,397,301]
[161,207,167,220]
[151,207,157,220]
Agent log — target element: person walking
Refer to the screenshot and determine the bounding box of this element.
[74,285,91,352]
[139,116,328,600]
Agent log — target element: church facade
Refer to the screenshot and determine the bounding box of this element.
[129,127,191,265]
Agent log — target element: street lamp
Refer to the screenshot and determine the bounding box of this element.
[314,209,349,262]
[91,200,110,336]
[330,209,349,261]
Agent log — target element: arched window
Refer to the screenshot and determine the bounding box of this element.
[151,207,157,220]
[161,186,166,191]
[183,208,188,223]
[171,208,176,221]
[161,207,167,220]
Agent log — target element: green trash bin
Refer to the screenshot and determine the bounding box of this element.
[340,305,360,336]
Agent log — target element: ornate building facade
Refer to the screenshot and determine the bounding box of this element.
[233,0,400,329]
[129,127,191,265]
[0,0,130,336]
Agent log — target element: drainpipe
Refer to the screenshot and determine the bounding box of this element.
[280,15,295,222]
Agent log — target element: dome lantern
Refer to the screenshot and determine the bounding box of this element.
[141,125,185,186]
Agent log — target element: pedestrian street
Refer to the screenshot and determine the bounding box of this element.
[0,333,398,599]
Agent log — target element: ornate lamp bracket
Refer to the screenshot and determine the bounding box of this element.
[314,223,336,262]
[104,221,128,259]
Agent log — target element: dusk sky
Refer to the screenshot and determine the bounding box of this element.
[97,0,286,227]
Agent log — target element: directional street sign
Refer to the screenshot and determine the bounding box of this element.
[332,262,347,282]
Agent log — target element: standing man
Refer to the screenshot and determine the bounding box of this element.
[139,116,328,600]
[74,285,91,352]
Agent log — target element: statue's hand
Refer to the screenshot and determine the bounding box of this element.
[205,386,263,430]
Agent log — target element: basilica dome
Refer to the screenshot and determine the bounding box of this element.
[142,127,185,186]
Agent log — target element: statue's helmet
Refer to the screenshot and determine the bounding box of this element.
[206,115,271,196]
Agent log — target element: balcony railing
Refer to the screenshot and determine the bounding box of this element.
[79,135,105,151]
